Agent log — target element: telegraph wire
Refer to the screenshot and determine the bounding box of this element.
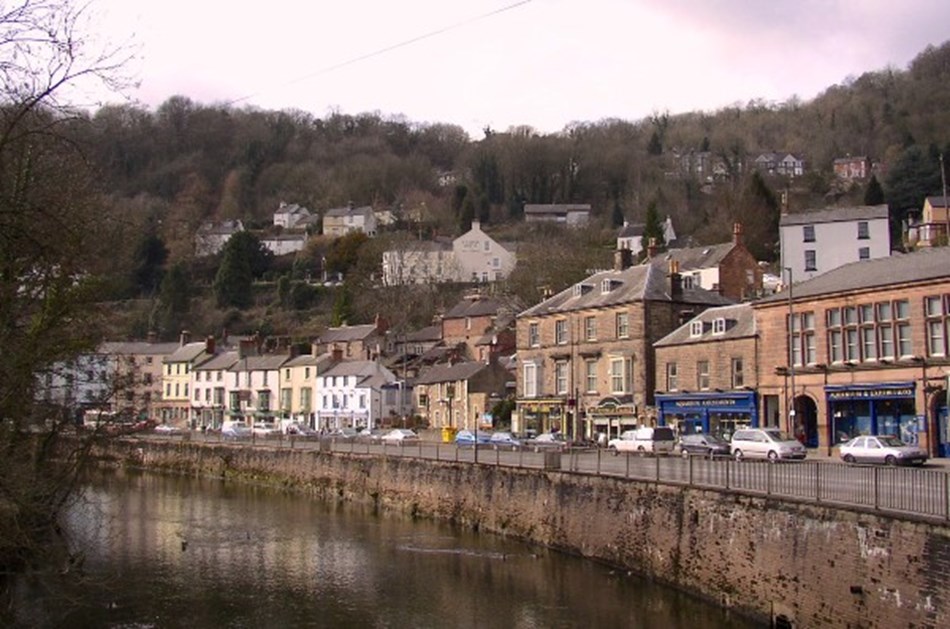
[227,0,534,106]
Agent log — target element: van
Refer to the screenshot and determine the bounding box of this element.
[607,426,676,455]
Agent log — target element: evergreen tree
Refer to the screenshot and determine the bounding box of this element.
[131,232,168,296]
[885,145,942,212]
[640,201,666,252]
[158,262,190,335]
[864,175,885,205]
[214,242,253,309]
[647,131,663,156]
[736,172,780,261]
[611,199,625,228]
[331,283,353,326]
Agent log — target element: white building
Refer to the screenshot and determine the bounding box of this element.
[616,217,676,256]
[323,204,377,238]
[524,204,591,227]
[779,205,891,282]
[315,360,399,431]
[194,220,244,256]
[261,234,307,256]
[273,202,313,229]
[192,351,238,428]
[380,221,516,285]
[226,354,291,426]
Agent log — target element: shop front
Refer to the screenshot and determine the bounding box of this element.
[587,395,638,442]
[516,398,566,436]
[655,391,758,439]
[826,382,918,445]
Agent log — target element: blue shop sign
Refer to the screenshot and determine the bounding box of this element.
[825,382,915,401]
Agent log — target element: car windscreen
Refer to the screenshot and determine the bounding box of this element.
[653,427,675,441]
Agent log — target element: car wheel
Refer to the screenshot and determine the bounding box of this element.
[637,446,646,456]
[885,455,897,466]
[767,450,779,462]
[609,447,618,457]
[681,448,690,459]
[733,449,743,462]
[843,454,855,464]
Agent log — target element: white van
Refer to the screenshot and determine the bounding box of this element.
[730,428,806,461]
[607,426,676,455]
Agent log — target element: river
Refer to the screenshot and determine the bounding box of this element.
[11,470,759,628]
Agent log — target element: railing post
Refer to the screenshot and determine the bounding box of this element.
[873,466,880,511]
[625,453,630,479]
[688,455,693,486]
[815,462,821,503]
[725,459,730,490]
[596,447,601,476]
[767,461,772,496]
[944,471,949,522]
[655,454,660,482]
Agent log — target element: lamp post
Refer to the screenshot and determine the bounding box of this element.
[785,267,797,437]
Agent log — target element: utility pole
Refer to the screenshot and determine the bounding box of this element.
[785,267,797,438]
[940,153,949,245]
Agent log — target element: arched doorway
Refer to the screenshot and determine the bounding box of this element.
[793,395,819,448]
[932,388,949,458]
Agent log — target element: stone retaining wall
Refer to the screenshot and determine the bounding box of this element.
[97,439,949,628]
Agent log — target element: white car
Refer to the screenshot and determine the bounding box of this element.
[839,435,928,466]
[381,428,419,444]
[730,428,806,462]
[607,426,676,455]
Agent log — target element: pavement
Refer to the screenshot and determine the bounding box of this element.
[806,448,950,468]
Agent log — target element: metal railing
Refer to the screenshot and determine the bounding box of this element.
[137,432,950,523]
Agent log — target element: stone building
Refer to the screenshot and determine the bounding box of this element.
[754,247,950,456]
[653,303,759,438]
[413,361,513,431]
[515,250,733,440]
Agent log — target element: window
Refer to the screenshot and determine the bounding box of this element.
[666,362,678,391]
[696,360,710,390]
[804,250,817,272]
[827,299,911,363]
[788,311,815,366]
[609,357,631,394]
[259,391,270,411]
[584,316,596,341]
[465,317,472,330]
[803,225,815,242]
[359,394,367,409]
[925,295,948,357]
[523,363,538,398]
[689,321,703,337]
[857,221,869,239]
[858,247,870,260]
[304,367,310,379]
[731,358,744,388]
[280,388,292,411]
[585,360,597,393]
[712,318,726,335]
[285,369,291,380]
[555,320,568,345]
[555,362,568,395]
[896,300,912,357]
[528,322,540,347]
[615,312,629,339]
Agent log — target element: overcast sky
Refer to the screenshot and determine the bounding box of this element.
[91,0,950,137]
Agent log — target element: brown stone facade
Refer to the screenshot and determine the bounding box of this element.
[718,245,763,301]
[517,299,712,439]
[755,278,950,455]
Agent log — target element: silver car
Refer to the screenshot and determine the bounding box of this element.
[730,428,806,462]
[839,435,928,466]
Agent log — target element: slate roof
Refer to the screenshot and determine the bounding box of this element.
[406,325,442,343]
[319,360,391,380]
[926,196,950,209]
[164,342,211,364]
[230,354,292,371]
[646,242,735,272]
[325,205,373,218]
[756,247,950,305]
[283,351,334,368]
[194,351,240,371]
[618,222,645,238]
[519,264,733,319]
[414,361,490,385]
[523,203,592,215]
[197,220,243,235]
[779,204,888,227]
[445,298,507,319]
[655,303,756,347]
[319,324,378,343]
[99,341,180,356]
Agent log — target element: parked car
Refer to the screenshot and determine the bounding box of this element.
[838,435,928,466]
[284,423,317,437]
[221,421,251,439]
[455,429,491,447]
[678,433,731,459]
[607,426,676,455]
[358,428,386,443]
[381,428,420,444]
[525,432,569,452]
[489,431,521,451]
[328,427,360,441]
[154,423,182,435]
[730,428,806,462]
[252,422,280,437]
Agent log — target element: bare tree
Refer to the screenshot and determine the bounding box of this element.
[0,0,133,613]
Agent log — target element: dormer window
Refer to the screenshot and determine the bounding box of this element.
[573,283,593,298]
[712,318,726,335]
[689,321,704,337]
[601,279,611,294]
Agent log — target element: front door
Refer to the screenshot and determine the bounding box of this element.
[938,406,950,458]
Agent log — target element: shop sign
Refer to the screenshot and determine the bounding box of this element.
[669,397,741,409]
[826,386,914,401]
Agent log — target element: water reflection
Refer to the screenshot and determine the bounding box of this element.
[16,470,758,628]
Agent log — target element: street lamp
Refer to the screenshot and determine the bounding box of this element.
[785,267,797,437]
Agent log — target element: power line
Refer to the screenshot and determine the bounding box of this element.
[228,0,534,107]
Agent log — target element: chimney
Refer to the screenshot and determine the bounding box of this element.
[374,313,389,335]
[205,335,216,355]
[733,222,744,245]
[146,330,157,344]
[179,330,191,346]
[331,344,343,362]
[647,237,657,259]
[669,260,682,299]
[614,247,633,271]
